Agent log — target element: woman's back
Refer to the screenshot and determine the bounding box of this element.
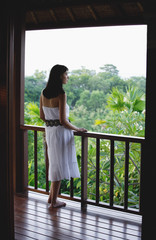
[41,91,69,120]
[41,90,59,108]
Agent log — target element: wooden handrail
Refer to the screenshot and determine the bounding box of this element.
[20,124,145,142]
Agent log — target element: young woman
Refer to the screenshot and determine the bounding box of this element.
[40,64,87,208]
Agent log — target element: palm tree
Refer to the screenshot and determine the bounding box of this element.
[107,88,125,111]
[107,86,145,113]
[124,86,145,113]
[95,86,145,128]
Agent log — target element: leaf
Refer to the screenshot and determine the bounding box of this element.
[102,159,110,170]
[77,154,81,168]
[76,181,81,189]
[94,119,106,125]
[133,100,145,112]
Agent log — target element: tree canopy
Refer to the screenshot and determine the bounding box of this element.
[24,64,145,136]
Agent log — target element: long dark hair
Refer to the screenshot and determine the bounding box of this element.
[43,64,68,99]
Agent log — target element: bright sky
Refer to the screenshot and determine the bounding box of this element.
[25,25,147,79]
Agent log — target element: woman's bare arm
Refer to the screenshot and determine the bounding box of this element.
[40,95,46,122]
[59,93,87,132]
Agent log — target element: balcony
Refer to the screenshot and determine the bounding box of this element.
[15,124,144,239]
[1,1,156,239]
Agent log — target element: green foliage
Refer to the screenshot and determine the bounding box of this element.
[24,65,145,209]
[24,102,43,125]
[107,86,145,113]
[107,88,125,111]
[25,70,47,105]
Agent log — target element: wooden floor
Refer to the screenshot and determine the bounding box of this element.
[14,191,142,240]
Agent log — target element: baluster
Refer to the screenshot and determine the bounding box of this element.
[139,142,144,214]
[45,140,49,193]
[81,135,88,211]
[96,138,100,205]
[70,177,73,198]
[110,140,114,207]
[34,130,38,189]
[124,141,129,210]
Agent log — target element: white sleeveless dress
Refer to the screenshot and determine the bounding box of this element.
[42,103,80,181]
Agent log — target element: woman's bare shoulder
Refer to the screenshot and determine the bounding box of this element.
[58,92,66,100]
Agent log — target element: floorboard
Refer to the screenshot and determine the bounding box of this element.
[14,191,142,240]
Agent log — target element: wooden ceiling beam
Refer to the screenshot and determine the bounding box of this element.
[25,0,143,11]
[137,2,144,13]
[30,11,38,24]
[87,5,98,21]
[111,3,127,17]
[25,0,146,30]
[26,15,145,31]
[66,8,76,22]
[49,9,58,23]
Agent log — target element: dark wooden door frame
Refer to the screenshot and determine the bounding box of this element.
[141,21,156,239]
[0,10,15,240]
[0,7,27,239]
[14,9,28,196]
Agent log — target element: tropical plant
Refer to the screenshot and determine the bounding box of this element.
[24,102,43,125]
[92,86,145,208]
[107,86,145,113]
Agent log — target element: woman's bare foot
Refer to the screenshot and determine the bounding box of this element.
[51,200,66,208]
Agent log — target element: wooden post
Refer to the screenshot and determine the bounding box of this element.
[14,9,27,194]
[81,135,88,211]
